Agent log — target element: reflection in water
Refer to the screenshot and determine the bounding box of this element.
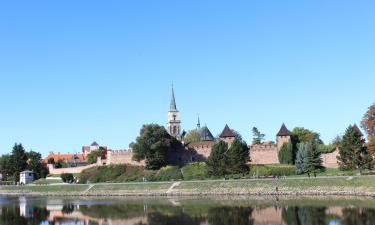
[0,196,374,225]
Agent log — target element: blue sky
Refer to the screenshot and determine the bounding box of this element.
[0,1,374,156]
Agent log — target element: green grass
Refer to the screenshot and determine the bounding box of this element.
[0,184,89,193]
[91,182,172,192]
[176,176,375,193]
[33,178,63,185]
[2,176,375,195]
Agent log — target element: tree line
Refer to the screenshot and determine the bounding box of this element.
[0,143,49,182]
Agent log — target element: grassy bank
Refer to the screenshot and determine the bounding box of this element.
[1,176,375,196]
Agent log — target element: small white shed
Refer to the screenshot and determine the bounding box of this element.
[19,170,34,185]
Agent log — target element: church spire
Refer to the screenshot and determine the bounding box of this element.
[197,114,201,129]
[170,86,177,112]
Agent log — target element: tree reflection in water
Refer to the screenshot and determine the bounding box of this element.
[1,197,375,225]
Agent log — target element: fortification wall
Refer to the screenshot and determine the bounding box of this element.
[106,150,145,166]
[187,141,216,159]
[250,144,279,164]
[48,163,100,175]
[321,149,339,168]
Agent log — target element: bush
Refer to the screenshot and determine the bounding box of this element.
[61,173,74,183]
[181,162,208,180]
[155,165,183,181]
[79,165,126,183]
[78,164,156,183]
[249,164,295,177]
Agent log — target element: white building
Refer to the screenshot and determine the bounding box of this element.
[19,170,34,185]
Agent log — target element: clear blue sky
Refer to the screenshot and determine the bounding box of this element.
[1,1,374,157]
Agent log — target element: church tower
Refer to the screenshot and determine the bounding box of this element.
[167,87,181,139]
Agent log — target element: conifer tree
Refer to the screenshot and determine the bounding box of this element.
[206,141,228,176]
[10,143,28,181]
[278,142,293,164]
[303,141,323,177]
[252,127,265,145]
[226,139,250,174]
[295,143,307,174]
[338,125,373,172]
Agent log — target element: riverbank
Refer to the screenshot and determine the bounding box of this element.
[1,176,375,197]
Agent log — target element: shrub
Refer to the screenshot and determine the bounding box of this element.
[155,165,183,181]
[181,162,208,180]
[60,173,74,183]
[79,165,126,183]
[249,164,295,177]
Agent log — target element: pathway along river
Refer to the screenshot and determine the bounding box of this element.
[0,195,374,225]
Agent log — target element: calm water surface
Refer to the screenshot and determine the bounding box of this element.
[0,196,375,225]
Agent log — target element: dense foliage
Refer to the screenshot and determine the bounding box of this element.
[131,124,179,170]
[0,143,48,181]
[362,103,375,158]
[252,127,265,144]
[154,165,183,181]
[278,142,293,164]
[181,162,208,180]
[249,164,295,177]
[60,173,74,183]
[183,129,201,143]
[338,125,373,172]
[207,139,249,176]
[87,148,106,164]
[303,141,323,177]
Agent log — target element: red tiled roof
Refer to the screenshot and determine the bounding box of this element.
[219,124,235,138]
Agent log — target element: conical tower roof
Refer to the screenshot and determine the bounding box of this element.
[219,124,235,138]
[169,87,178,112]
[277,123,292,136]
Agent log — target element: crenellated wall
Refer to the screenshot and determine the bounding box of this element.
[250,143,279,164]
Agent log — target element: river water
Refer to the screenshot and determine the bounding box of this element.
[0,196,374,225]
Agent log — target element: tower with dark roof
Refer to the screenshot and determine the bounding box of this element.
[276,123,292,150]
[219,124,236,146]
[167,86,181,139]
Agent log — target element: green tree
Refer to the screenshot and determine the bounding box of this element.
[291,127,323,164]
[26,150,48,179]
[183,129,201,143]
[361,103,375,157]
[87,148,106,164]
[10,143,28,181]
[278,142,293,164]
[0,155,12,180]
[226,139,250,174]
[61,173,74,183]
[206,141,228,176]
[338,125,373,173]
[131,124,179,170]
[303,141,323,177]
[295,144,307,174]
[252,127,265,145]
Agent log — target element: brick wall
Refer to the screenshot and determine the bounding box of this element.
[250,143,279,164]
[321,149,339,168]
[107,150,145,166]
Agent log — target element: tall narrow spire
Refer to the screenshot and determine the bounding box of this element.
[197,114,201,129]
[170,86,177,112]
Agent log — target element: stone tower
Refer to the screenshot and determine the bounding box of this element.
[276,123,292,150]
[219,124,236,147]
[167,87,181,139]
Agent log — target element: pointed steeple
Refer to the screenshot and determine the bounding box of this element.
[197,114,201,129]
[169,86,177,112]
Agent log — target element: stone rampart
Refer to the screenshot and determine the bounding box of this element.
[107,150,145,166]
[250,143,279,164]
